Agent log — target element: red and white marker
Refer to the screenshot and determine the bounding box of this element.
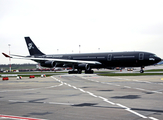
[0,114,47,120]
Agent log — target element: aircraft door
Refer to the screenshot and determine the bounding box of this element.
[139,53,144,60]
[107,54,112,61]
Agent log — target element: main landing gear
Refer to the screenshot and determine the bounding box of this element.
[140,66,144,73]
[68,64,94,74]
[68,69,94,74]
[68,69,81,74]
[85,70,94,74]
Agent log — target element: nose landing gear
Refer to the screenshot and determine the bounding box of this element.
[140,66,144,73]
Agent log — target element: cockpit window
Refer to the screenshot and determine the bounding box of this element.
[150,54,157,57]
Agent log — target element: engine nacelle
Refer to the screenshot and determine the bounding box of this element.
[40,61,56,68]
[77,64,90,70]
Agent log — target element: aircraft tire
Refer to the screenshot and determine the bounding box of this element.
[68,71,78,74]
[85,70,94,74]
[78,69,82,74]
[140,70,144,73]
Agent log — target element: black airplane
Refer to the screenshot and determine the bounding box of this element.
[2,37,161,74]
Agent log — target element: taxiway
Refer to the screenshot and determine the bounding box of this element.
[0,74,163,120]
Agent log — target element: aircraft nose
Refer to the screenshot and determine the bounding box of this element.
[156,57,162,63]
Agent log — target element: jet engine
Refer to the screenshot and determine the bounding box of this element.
[77,64,90,70]
[40,61,56,68]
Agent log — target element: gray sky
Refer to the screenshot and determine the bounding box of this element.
[1,0,163,64]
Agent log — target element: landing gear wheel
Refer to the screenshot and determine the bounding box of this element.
[85,70,94,74]
[78,69,82,74]
[140,66,144,73]
[140,70,144,73]
[68,71,78,74]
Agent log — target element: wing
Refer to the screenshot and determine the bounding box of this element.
[2,53,101,65]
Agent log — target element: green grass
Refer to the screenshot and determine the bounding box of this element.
[98,73,163,76]
[145,69,163,72]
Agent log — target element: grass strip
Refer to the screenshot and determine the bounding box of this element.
[98,73,163,76]
[145,69,163,72]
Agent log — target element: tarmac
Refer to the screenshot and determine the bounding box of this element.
[0,74,163,120]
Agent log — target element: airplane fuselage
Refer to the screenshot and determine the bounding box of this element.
[36,51,161,70]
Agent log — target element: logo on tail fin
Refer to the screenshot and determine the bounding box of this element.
[28,43,34,49]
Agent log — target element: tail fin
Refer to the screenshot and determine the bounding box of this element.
[25,37,45,56]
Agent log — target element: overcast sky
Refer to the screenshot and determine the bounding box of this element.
[1,0,163,64]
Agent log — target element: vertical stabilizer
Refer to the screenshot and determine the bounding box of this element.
[25,37,45,56]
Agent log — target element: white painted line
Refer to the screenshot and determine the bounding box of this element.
[124,86,131,88]
[86,91,92,94]
[132,79,152,84]
[64,83,68,85]
[78,88,86,93]
[101,82,106,84]
[132,80,139,82]
[72,86,77,89]
[103,99,115,105]
[89,93,98,97]
[98,96,106,100]
[45,85,60,88]
[85,91,97,97]
[135,88,145,91]
[48,102,74,106]
[67,84,71,87]
[9,100,28,103]
[151,91,162,94]
[98,96,109,102]
[106,83,115,85]
[144,81,152,83]
[134,88,162,94]
[149,117,159,120]
[116,103,129,109]
[58,83,63,86]
[126,108,147,119]
[94,81,99,82]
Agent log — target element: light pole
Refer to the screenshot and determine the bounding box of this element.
[98,48,100,52]
[8,44,11,72]
[79,45,81,53]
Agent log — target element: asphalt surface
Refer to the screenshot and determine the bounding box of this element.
[0,74,163,120]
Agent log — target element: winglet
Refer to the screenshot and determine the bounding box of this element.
[2,53,12,58]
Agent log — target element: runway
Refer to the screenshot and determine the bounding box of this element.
[0,74,163,120]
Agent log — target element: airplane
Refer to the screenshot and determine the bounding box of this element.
[2,37,162,74]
